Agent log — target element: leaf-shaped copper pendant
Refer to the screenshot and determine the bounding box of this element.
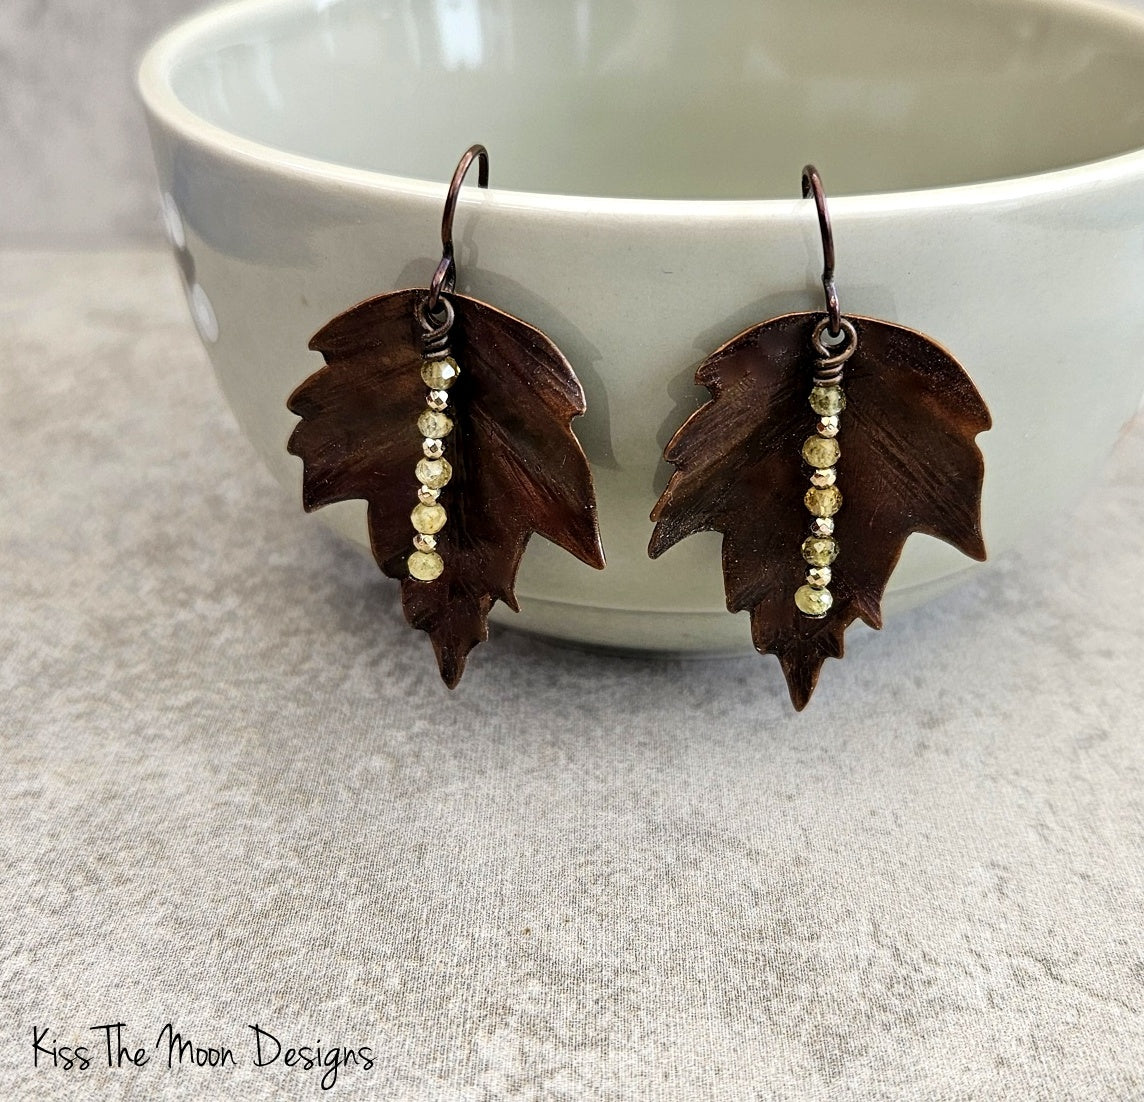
[650,311,990,709]
[288,288,605,686]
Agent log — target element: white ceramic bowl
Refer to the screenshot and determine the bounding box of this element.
[138,0,1144,653]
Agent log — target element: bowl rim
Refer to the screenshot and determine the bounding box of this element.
[138,0,1144,220]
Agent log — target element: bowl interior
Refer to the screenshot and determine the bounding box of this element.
[163,0,1144,199]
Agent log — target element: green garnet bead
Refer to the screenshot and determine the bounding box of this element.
[417,409,453,439]
[795,584,833,617]
[416,457,452,489]
[408,550,444,581]
[809,386,846,416]
[802,435,840,469]
[805,485,843,517]
[802,536,839,566]
[411,502,447,534]
[421,357,460,390]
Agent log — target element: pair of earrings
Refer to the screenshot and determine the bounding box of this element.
[287,146,990,709]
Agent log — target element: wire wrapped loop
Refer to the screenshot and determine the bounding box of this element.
[418,295,455,359]
[811,316,857,386]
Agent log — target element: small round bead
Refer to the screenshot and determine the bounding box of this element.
[411,502,447,534]
[413,533,437,552]
[805,485,843,517]
[408,550,444,581]
[802,435,840,469]
[426,389,449,412]
[417,485,440,505]
[422,438,445,459]
[795,584,833,617]
[418,409,453,440]
[816,416,840,438]
[416,457,452,489]
[810,467,837,488]
[806,565,832,588]
[809,386,846,416]
[421,357,460,390]
[810,517,835,537]
[802,536,839,566]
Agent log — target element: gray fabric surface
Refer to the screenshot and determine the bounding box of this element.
[2,249,1142,1100]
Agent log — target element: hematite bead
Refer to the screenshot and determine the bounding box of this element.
[413,533,437,552]
[426,389,450,412]
[422,438,445,459]
[417,485,440,506]
[810,467,837,488]
[816,415,840,438]
[805,485,843,517]
[795,584,833,617]
[408,550,444,581]
[806,565,832,588]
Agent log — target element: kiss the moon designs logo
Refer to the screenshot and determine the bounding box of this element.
[32,1022,374,1091]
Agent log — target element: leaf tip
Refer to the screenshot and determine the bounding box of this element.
[569,527,607,572]
[778,653,823,712]
[853,595,884,632]
[433,640,470,689]
[647,524,675,561]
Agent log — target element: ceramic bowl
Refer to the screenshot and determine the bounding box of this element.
[138,0,1144,653]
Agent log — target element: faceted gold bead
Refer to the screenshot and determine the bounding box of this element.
[408,550,444,581]
[802,536,839,566]
[418,409,453,439]
[806,565,832,588]
[802,435,840,468]
[805,485,843,516]
[421,357,460,390]
[417,485,440,505]
[811,517,835,537]
[416,457,452,489]
[810,467,837,488]
[411,502,447,534]
[809,386,846,416]
[817,415,840,438]
[795,584,833,617]
[413,533,437,552]
[426,389,449,412]
[422,438,445,459]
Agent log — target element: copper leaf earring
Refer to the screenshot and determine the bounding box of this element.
[650,166,991,710]
[287,145,605,686]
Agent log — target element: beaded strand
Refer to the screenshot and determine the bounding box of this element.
[407,355,459,581]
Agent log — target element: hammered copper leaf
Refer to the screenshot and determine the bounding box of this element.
[287,289,604,686]
[650,312,990,710]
